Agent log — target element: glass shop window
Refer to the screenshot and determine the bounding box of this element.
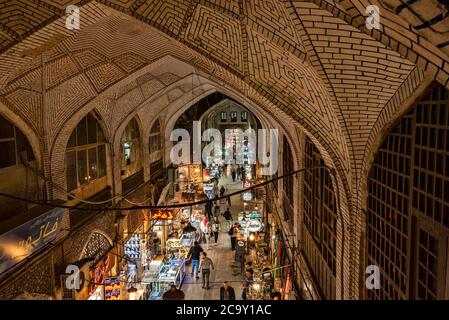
[122,117,141,167]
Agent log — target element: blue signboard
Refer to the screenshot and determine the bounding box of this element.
[0,207,64,275]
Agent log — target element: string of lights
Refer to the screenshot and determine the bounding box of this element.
[0,166,329,212]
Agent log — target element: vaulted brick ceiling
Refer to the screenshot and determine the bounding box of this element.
[0,0,448,200]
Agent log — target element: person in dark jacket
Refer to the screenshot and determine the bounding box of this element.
[220,281,236,300]
[241,282,248,300]
[205,200,213,221]
[188,241,204,278]
[228,223,239,250]
[162,283,185,300]
[222,207,233,230]
[212,216,221,244]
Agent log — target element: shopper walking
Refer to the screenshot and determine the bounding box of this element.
[241,282,248,300]
[199,252,215,289]
[199,217,210,250]
[223,207,233,231]
[205,200,213,221]
[220,281,236,300]
[213,205,221,219]
[229,223,239,250]
[187,241,204,279]
[219,185,225,197]
[212,217,221,244]
[231,169,236,182]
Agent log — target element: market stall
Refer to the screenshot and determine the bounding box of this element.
[144,203,204,300]
[176,164,203,201]
[147,258,186,300]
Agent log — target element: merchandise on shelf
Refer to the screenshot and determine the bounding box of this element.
[125,234,142,260]
[148,258,186,300]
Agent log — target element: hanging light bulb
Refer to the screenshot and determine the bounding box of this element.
[128,286,138,300]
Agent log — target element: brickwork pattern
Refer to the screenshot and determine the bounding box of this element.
[0,0,448,299]
[0,255,55,300]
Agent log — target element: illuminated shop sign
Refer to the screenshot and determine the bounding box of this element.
[247,220,262,233]
[150,209,174,220]
[104,277,121,300]
[242,192,253,201]
[89,252,115,295]
[0,208,64,275]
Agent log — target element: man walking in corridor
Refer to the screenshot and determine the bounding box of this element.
[223,207,233,231]
[229,223,239,250]
[199,252,215,289]
[187,241,204,279]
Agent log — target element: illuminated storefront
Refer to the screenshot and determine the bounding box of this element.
[87,252,115,300]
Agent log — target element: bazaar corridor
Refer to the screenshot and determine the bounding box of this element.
[182,177,246,300]
[1,0,449,302]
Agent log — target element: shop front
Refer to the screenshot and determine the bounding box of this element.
[123,223,151,300]
[86,251,116,300]
[147,257,186,300]
[229,199,279,301]
[143,202,206,300]
[176,164,203,202]
[270,227,297,300]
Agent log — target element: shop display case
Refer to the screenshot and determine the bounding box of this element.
[180,233,194,248]
[148,259,186,300]
[148,282,171,300]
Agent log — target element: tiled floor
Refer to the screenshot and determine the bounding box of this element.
[182,175,245,300]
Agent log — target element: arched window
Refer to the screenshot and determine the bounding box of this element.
[82,232,112,266]
[149,119,162,154]
[0,115,41,215]
[303,136,337,300]
[121,117,140,167]
[0,115,35,168]
[65,113,106,192]
[367,83,449,299]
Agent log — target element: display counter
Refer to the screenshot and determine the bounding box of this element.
[148,258,186,300]
[180,233,194,248]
